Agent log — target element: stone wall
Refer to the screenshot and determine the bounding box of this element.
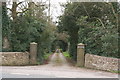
[85,54,119,71]
[0,52,30,66]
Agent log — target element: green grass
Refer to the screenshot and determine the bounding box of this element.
[44,52,53,60]
[110,70,120,73]
[36,52,53,65]
[63,51,70,58]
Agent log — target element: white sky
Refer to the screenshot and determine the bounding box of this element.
[44,0,68,22]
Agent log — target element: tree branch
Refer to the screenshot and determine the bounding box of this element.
[94,17,105,29]
[17,2,24,6]
[108,3,117,19]
[7,8,12,11]
[82,3,90,18]
[81,3,105,29]
[17,8,29,14]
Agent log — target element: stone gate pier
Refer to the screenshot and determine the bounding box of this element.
[30,42,37,65]
[77,43,85,67]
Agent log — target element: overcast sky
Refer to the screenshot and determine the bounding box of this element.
[44,0,68,22]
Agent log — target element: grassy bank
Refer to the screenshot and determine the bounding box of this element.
[63,51,70,58]
[44,52,53,60]
[37,52,53,65]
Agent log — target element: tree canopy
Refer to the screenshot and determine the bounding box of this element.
[58,2,119,61]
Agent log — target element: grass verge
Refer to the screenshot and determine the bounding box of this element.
[63,51,70,58]
[44,52,53,60]
[36,52,53,65]
[110,70,120,74]
[43,52,53,64]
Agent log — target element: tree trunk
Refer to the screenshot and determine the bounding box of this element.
[11,2,17,22]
